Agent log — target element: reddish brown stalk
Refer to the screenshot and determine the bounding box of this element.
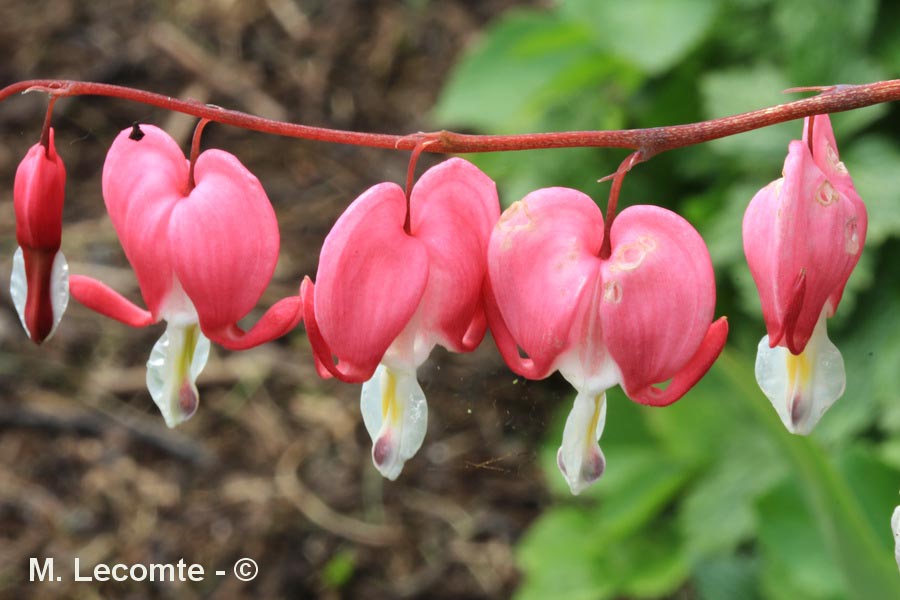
[402,136,437,234]
[188,118,212,190]
[38,96,57,157]
[4,79,900,155]
[806,115,816,155]
[599,151,643,260]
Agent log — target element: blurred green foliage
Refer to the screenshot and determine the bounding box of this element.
[434,0,900,598]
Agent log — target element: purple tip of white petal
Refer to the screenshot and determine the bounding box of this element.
[754,311,844,435]
[360,364,428,481]
[557,390,608,495]
[146,322,210,428]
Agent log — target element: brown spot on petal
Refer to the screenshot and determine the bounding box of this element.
[825,142,849,175]
[498,201,536,250]
[609,236,655,272]
[602,280,622,304]
[816,181,838,206]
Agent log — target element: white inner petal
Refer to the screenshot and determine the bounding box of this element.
[9,247,69,341]
[146,322,211,428]
[892,506,900,570]
[754,311,845,435]
[360,363,428,481]
[48,250,69,340]
[10,247,28,337]
[557,389,607,495]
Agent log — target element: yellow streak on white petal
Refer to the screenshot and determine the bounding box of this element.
[586,393,604,450]
[381,367,399,427]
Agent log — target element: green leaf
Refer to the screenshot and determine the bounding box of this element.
[321,550,355,589]
[717,351,900,600]
[592,450,691,541]
[700,182,762,269]
[515,507,613,600]
[559,0,718,74]
[837,445,900,544]
[680,428,786,559]
[699,64,795,161]
[842,135,900,245]
[757,481,846,600]
[694,556,761,600]
[432,10,602,133]
[613,517,691,598]
[773,0,878,83]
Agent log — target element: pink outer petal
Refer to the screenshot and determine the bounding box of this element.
[102,125,186,318]
[629,317,728,406]
[599,205,718,399]
[208,294,303,350]
[13,129,67,343]
[743,139,863,353]
[169,149,280,333]
[14,128,65,251]
[803,114,867,315]
[309,183,430,382]
[487,187,603,379]
[409,158,500,353]
[70,274,155,328]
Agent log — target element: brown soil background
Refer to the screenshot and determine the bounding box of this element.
[0,1,574,598]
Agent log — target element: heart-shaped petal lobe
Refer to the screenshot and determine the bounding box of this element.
[409,158,499,354]
[308,182,429,382]
[168,149,280,336]
[487,187,604,379]
[599,205,718,400]
[102,125,186,318]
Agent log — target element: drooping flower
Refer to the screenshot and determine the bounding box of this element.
[486,188,727,494]
[743,114,866,435]
[10,127,69,344]
[302,158,499,480]
[70,124,302,427]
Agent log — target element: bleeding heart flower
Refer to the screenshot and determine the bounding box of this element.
[486,188,727,494]
[70,124,302,427]
[302,158,499,480]
[743,114,866,435]
[10,127,69,344]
